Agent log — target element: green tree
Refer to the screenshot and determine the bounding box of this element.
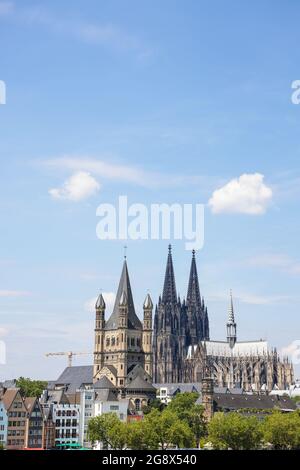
[143,408,195,449]
[167,392,206,446]
[262,412,300,449]
[208,412,262,450]
[16,377,47,397]
[142,398,166,414]
[88,413,122,448]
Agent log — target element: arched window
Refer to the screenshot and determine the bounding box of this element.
[106,337,110,347]
[111,337,115,347]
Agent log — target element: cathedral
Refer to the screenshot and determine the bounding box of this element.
[93,246,294,397]
[153,246,294,391]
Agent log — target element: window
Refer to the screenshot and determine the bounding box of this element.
[131,337,135,347]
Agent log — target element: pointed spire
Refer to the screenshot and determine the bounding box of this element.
[162,244,177,304]
[227,290,237,348]
[187,250,201,306]
[143,293,153,309]
[106,259,142,330]
[95,293,106,309]
[228,289,235,324]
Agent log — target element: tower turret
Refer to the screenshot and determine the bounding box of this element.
[143,293,153,377]
[93,293,106,379]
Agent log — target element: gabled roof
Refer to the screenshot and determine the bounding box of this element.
[105,260,142,331]
[126,375,156,391]
[24,397,37,414]
[2,388,20,410]
[94,376,116,390]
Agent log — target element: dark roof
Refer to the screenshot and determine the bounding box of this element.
[154,382,202,395]
[96,389,118,402]
[214,393,297,411]
[53,365,93,394]
[105,260,142,331]
[127,375,156,391]
[40,389,70,405]
[94,376,116,390]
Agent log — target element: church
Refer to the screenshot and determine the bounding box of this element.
[153,246,294,391]
[93,246,294,396]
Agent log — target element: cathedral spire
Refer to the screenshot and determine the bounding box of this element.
[227,290,237,348]
[105,259,142,330]
[186,249,201,307]
[162,244,177,304]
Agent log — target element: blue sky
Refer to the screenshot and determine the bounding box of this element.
[1,0,300,381]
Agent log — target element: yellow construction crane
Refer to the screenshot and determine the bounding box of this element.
[45,351,92,367]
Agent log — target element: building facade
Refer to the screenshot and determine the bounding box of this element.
[2,389,28,450]
[0,400,8,447]
[25,397,44,449]
[153,246,294,391]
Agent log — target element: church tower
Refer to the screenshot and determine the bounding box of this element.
[186,249,210,343]
[153,245,183,383]
[93,258,152,386]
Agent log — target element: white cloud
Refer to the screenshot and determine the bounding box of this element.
[85,292,116,314]
[0,290,31,297]
[248,254,300,275]
[208,173,273,215]
[0,3,151,58]
[42,156,205,189]
[0,1,14,16]
[281,340,300,363]
[49,171,100,202]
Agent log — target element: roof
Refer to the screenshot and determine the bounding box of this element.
[94,376,116,390]
[53,365,93,394]
[40,389,70,405]
[105,260,142,331]
[95,389,118,402]
[189,340,269,358]
[126,375,156,391]
[24,397,37,413]
[154,382,201,395]
[2,388,20,410]
[214,393,297,411]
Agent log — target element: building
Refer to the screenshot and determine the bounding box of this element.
[2,389,28,450]
[42,406,55,450]
[78,388,95,448]
[93,258,156,409]
[94,376,128,422]
[24,397,44,449]
[0,399,8,448]
[153,246,294,391]
[52,402,80,448]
